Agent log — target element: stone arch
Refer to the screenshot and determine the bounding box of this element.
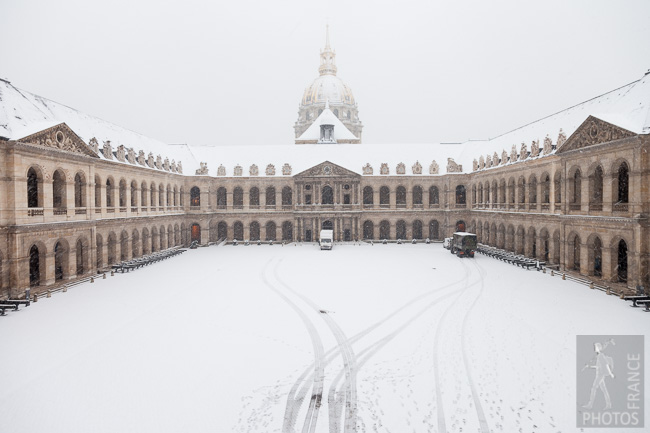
[105,176,115,208]
[217,187,227,208]
[52,169,66,209]
[568,232,581,271]
[142,228,150,255]
[29,242,46,287]
[429,186,439,205]
[539,228,550,262]
[265,221,277,241]
[506,225,515,251]
[412,220,423,239]
[190,223,201,243]
[282,186,292,206]
[490,222,497,247]
[217,221,227,240]
[568,166,582,206]
[132,229,140,258]
[497,223,505,249]
[250,221,260,241]
[54,239,70,281]
[233,187,244,208]
[527,227,537,258]
[586,233,603,277]
[379,220,390,240]
[74,172,87,208]
[250,187,260,207]
[282,221,293,241]
[455,185,466,205]
[321,185,333,205]
[396,220,407,239]
[266,186,277,206]
[362,220,374,240]
[190,186,201,206]
[588,164,604,208]
[159,225,166,250]
[234,221,244,240]
[120,230,129,261]
[151,226,159,252]
[396,186,407,207]
[611,159,630,206]
[380,186,390,206]
[363,186,373,205]
[75,236,90,276]
[119,178,127,208]
[27,166,44,208]
[515,226,525,255]
[428,220,439,240]
[174,224,180,246]
[107,232,117,264]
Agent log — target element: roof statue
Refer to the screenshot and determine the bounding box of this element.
[294,26,363,141]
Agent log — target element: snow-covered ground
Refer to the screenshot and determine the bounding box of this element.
[1,244,648,433]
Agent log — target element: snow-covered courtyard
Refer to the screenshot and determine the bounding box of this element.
[1,243,648,433]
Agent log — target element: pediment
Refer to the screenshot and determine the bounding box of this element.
[556,116,636,154]
[295,160,360,178]
[16,123,99,158]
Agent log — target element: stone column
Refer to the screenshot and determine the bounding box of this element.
[373,188,380,209]
[602,174,613,213]
[44,251,56,286]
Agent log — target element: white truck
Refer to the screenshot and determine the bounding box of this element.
[320,229,333,250]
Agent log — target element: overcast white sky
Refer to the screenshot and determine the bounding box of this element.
[1,0,649,146]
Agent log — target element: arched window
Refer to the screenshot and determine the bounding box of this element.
[528,176,537,205]
[121,231,129,261]
[554,172,562,203]
[616,162,629,204]
[217,187,227,208]
[107,233,117,264]
[119,179,127,208]
[282,221,293,241]
[455,185,466,205]
[54,241,66,281]
[167,185,172,207]
[456,220,466,232]
[74,173,85,208]
[412,220,423,239]
[590,166,603,209]
[322,220,333,230]
[517,177,526,204]
[53,170,66,209]
[266,221,276,241]
[132,229,140,258]
[396,220,407,239]
[413,186,423,205]
[76,238,85,275]
[217,222,227,240]
[379,220,390,240]
[618,239,628,282]
[428,220,439,240]
[159,184,165,207]
[233,187,243,208]
[321,185,333,205]
[106,178,114,207]
[233,221,244,240]
[380,186,390,206]
[363,220,374,240]
[282,187,292,206]
[572,234,581,271]
[396,186,406,208]
[363,186,373,205]
[141,182,147,208]
[250,187,260,207]
[250,221,260,241]
[191,186,202,207]
[130,181,137,207]
[541,174,550,204]
[571,169,581,206]
[150,183,156,208]
[592,237,602,277]
[27,167,40,208]
[266,186,276,206]
[29,244,40,286]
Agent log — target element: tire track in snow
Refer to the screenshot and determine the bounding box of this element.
[260,259,325,433]
[274,260,358,433]
[432,258,472,433]
[459,259,490,433]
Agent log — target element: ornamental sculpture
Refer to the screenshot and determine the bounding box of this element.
[501,150,508,165]
[511,145,518,162]
[116,145,126,162]
[163,157,170,171]
[266,164,275,176]
[473,159,478,172]
[362,163,373,175]
[282,163,292,176]
[195,162,209,175]
[429,160,439,174]
[171,160,177,173]
[103,141,113,160]
[137,150,146,166]
[479,155,485,170]
[486,155,492,168]
[412,161,422,174]
[147,152,155,168]
[520,142,528,160]
[217,165,226,176]
[177,161,183,174]
[127,148,136,164]
[234,165,243,176]
[396,162,406,175]
[380,163,389,175]
[530,140,540,157]
[155,155,163,170]
[493,152,499,166]
[446,158,462,173]
[249,164,259,176]
[557,128,567,149]
[543,134,553,155]
[89,137,99,153]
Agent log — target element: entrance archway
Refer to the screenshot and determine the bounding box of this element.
[29,245,40,287]
[322,220,333,230]
[456,220,466,232]
[191,224,201,243]
[618,239,628,282]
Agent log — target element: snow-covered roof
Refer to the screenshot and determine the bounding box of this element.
[0,79,198,174]
[297,106,358,141]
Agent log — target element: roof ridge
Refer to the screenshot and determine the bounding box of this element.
[486,78,642,142]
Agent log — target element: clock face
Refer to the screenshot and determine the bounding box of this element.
[323,165,332,175]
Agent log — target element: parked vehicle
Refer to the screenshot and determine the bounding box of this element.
[443,237,452,250]
[451,232,477,258]
[320,229,333,250]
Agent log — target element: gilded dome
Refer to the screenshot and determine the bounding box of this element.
[300,74,356,106]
